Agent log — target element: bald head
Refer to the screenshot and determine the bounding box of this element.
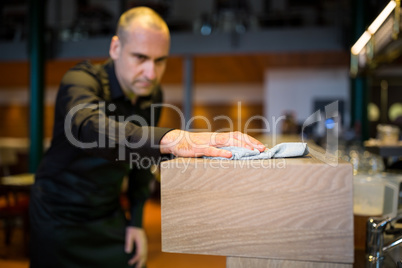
[116,7,170,45]
[109,6,170,100]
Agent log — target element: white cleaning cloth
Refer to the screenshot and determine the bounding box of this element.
[204,142,309,160]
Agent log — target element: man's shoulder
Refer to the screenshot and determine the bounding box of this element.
[61,60,108,88]
[68,60,106,80]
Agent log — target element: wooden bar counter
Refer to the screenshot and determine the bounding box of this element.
[160,151,354,267]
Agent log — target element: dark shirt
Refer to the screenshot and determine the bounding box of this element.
[29,60,172,267]
[32,59,171,225]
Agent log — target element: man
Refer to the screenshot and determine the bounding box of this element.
[29,6,265,268]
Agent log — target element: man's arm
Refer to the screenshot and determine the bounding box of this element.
[60,68,265,162]
[58,68,172,162]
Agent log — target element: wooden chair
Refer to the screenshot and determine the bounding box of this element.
[0,174,33,256]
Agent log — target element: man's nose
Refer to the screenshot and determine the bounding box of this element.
[143,61,157,80]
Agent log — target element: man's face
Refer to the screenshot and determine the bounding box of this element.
[110,23,170,98]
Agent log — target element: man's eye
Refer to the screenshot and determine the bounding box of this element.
[134,55,147,61]
[155,58,167,65]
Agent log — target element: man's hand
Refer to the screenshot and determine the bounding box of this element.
[125,226,147,268]
[160,130,266,158]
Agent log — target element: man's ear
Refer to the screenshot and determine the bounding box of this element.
[109,35,121,60]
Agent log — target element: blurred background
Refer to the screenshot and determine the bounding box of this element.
[0,0,401,164]
[1,0,402,267]
[0,0,401,147]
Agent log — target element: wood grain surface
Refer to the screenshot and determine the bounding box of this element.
[226,257,353,268]
[161,155,354,263]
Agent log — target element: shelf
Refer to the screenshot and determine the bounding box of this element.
[0,26,343,61]
[364,140,402,157]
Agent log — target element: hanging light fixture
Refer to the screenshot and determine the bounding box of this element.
[350,0,401,77]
